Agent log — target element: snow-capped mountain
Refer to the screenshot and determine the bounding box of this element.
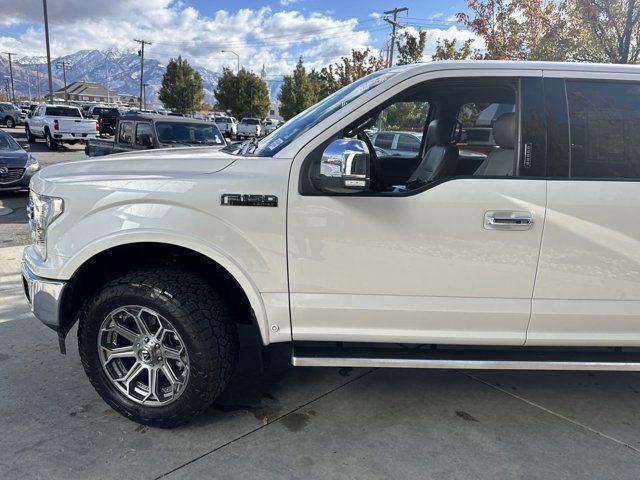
[0,49,283,107]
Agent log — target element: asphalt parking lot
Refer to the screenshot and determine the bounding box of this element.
[2,128,640,479]
[0,126,88,247]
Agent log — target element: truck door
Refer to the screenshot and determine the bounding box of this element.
[528,74,640,346]
[287,73,547,346]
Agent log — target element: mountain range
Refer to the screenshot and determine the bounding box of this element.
[0,49,283,107]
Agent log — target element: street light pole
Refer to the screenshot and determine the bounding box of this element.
[221,50,240,74]
[42,0,54,102]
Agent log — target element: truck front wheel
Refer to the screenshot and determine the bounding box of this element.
[77,269,239,428]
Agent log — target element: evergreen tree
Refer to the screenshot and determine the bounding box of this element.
[158,56,204,114]
[214,68,271,119]
[278,57,316,121]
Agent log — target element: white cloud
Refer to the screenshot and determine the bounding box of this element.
[279,0,298,5]
[0,1,378,76]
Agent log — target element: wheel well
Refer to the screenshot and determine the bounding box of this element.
[59,242,254,337]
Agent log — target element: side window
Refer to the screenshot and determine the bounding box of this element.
[366,101,429,158]
[457,102,515,155]
[119,121,133,144]
[135,122,153,145]
[567,80,640,179]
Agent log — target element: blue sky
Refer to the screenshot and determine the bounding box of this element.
[0,0,477,73]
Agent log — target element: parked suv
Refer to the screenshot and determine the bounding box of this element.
[22,61,640,427]
[0,102,25,128]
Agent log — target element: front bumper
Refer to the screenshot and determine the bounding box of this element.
[21,260,66,332]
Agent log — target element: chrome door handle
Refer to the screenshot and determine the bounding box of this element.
[484,211,533,231]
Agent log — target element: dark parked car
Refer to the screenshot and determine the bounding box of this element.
[0,130,40,191]
[85,114,227,156]
[87,106,120,137]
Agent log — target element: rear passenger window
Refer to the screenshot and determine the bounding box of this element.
[119,122,133,144]
[374,133,394,149]
[567,81,640,179]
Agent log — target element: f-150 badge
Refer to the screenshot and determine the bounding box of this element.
[221,194,278,207]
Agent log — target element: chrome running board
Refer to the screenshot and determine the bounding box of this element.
[292,345,640,371]
[292,356,640,371]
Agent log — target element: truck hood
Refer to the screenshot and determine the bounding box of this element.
[31,146,237,192]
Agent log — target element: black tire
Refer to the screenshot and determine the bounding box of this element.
[45,130,57,150]
[25,125,36,143]
[78,269,239,428]
[5,117,15,129]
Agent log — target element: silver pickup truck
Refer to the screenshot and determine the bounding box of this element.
[25,104,98,150]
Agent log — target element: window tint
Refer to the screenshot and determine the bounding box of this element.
[366,101,429,158]
[45,107,82,117]
[135,122,153,145]
[457,102,515,155]
[567,81,640,179]
[396,133,421,153]
[155,122,224,145]
[119,121,133,144]
[374,133,394,149]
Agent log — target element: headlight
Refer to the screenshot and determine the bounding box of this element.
[28,191,64,260]
[26,155,40,171]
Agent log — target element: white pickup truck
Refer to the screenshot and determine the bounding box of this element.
[21,61,640,427]
[213,115,238,138]
[237,117,262,139]
[25,104,98,150]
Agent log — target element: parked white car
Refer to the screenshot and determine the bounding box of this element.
[214,116,238,138]
[25,104,98,150]
[237,117,262,139]
[22,61,640,427]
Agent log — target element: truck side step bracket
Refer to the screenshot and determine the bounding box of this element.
[292,345,640,371]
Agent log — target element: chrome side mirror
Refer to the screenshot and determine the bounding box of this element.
[317,139,370,193]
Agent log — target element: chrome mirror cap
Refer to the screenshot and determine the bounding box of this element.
[318,138,370,193]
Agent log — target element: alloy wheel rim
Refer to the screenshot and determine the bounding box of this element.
[98,306,190,406]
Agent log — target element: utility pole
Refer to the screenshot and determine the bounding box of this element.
[142,82,149,110]
[383,7,408,67]
[36,64,41,100]
[3,52,16,102]
[43,0,54,102]
[56,61,72,103]
[134,39,151,109]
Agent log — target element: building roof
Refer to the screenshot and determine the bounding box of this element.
[55,81,120,97]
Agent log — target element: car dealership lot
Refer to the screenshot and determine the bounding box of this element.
[1,246,640,479]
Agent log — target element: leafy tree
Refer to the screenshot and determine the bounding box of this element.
[278,57,317,121]
[457,0,574,61]
[432,38,477,60]
[310,49,386,100]
[396,30,428,64]
[158,56,204,114]
[571,0,640,63]
[214,68,271,119]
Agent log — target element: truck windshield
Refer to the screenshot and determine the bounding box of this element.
[155,122,225,145]
[45,107,82,117]
[251,68,402,157]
